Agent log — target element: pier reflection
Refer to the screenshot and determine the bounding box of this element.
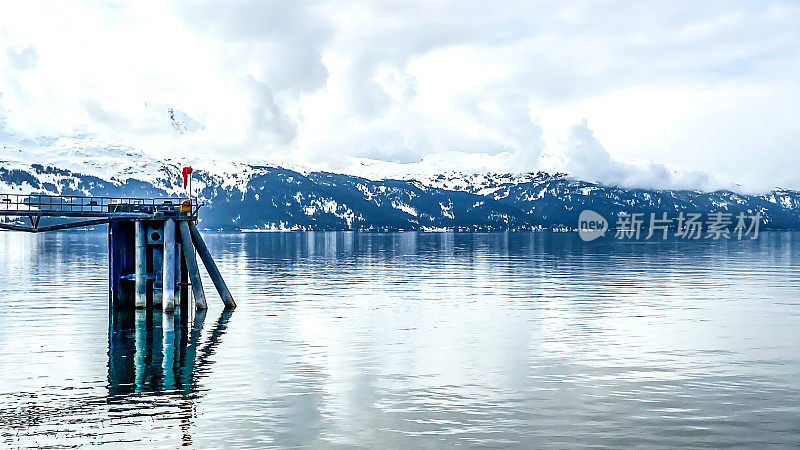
[107,308,232,446]
[108,308,232,396]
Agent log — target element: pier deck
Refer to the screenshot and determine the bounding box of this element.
[0,194,199,231]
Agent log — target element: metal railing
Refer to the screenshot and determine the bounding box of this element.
[0,194,201,217]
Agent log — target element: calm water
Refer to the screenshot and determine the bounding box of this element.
[1,231,799,448]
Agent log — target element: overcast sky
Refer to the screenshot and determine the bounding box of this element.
[1,1,799,191]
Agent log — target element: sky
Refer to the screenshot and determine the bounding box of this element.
[1,0,799,192]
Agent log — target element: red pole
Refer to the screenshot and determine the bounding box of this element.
[182,166,194,200]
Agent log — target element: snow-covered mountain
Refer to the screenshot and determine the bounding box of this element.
[145,103,205,135]
[2,143,800,231]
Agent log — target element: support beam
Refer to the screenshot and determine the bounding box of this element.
[178,220,207,310]
[0,218,112,233]
[188,222,236,308]
[0,223,38,232]
[163,219,176,312]
[134,220,147,308]
[27,215,40,228]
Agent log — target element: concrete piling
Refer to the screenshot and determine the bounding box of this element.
[163,219,177,312]
[134,220,147,309]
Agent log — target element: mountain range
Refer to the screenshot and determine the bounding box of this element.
[1,144,799,231]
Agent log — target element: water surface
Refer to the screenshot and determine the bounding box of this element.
[1,231,799,447]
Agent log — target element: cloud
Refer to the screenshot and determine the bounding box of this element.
[0,0,799,192]
[564,120,716,191]
[6,45,38,71]
[169,0,332,95]
[241,75,297,145]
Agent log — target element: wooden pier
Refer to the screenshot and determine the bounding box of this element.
[0,193,235,311]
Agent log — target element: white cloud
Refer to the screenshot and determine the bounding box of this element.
[0,0,799,191]
[564,120,716,191]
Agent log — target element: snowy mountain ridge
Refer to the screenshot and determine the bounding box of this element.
[2,142,800,231]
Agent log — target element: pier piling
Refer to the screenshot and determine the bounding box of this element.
[163,219,177,312]
[135,220,147,309]
[189,222,236,308]
[179,220,208,310]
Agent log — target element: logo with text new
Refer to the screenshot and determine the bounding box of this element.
[578,210,608,242]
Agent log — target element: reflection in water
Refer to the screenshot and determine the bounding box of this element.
[0,300,231,448]
[2,231,800,447]
[108,308,231,396]
[106,308,231,447]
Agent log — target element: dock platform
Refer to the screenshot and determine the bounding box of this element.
[0,193,234,311]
